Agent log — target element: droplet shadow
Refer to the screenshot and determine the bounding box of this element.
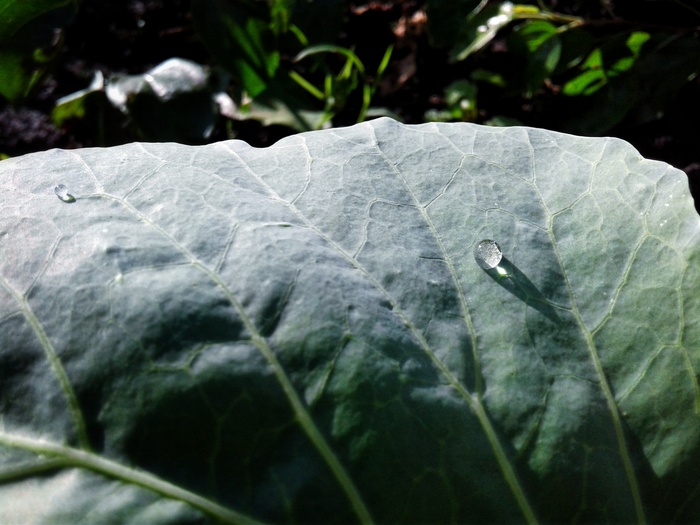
[54,184,76,203]
[482,255,562,323]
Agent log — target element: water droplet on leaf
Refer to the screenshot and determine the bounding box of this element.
[474,239,502,270]
[54,184,76,203]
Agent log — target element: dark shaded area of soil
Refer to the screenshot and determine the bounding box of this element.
[0,0,698,209]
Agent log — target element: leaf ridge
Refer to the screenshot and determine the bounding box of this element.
[541,190,647,525]
[68,149,106,194]
[522,131,647,523]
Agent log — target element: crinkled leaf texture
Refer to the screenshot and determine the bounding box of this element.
[1,118,699,525]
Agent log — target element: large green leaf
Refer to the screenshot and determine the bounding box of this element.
[0,118,699,524]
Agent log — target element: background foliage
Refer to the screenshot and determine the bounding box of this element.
[0,0,699,206]
[2,2,700,522]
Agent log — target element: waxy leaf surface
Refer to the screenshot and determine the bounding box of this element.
[1,118,699,524]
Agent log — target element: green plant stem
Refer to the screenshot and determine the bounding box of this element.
[0,431,269,525]
[288,70,324,100]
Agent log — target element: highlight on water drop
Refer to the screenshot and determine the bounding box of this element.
[473,239,502,270]
[54,184,76,203]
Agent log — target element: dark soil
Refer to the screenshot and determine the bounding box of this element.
[1,0,698,209]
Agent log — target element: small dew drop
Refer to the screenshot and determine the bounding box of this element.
[54,184,76,203]
[474,239,503,270]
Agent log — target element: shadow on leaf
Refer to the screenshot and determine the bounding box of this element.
[483,255,562,323]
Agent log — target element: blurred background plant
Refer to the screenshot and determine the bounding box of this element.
[0,0,698,205]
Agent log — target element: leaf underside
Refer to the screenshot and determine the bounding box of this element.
[0,118,699,524]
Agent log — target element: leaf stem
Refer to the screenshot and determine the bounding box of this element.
[0,431,268,525]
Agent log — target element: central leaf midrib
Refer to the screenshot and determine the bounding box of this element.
[222,134,539,524]
[371,130,539,525]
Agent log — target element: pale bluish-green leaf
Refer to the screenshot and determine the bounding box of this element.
[1,118,698,524]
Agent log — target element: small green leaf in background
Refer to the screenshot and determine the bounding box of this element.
[0,0,78,103]
[0,119,699,524]
[508,20,561,96]
[563,32,650,96]
[614,31,651,72]
[562,47,606,96]
[191,0,281,98]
